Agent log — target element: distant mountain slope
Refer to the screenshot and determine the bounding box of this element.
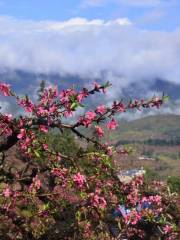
[0,70,180,117]
[122,79,180,100]
[0,70,180,100]
[107,114,180,143]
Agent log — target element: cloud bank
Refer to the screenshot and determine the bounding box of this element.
[0,16,179,87]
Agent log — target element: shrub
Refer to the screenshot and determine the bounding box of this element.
[0,81,179,240]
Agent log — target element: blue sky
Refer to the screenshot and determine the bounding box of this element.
[0,0,179,30]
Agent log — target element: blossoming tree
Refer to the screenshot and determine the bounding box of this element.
[0,82,179,240]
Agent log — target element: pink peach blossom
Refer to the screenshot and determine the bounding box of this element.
[73,172,86,188]
[85,111,96,121]
[39,125,48,133]
[3,187,11,198]
[0,82,11,96]
[96,105,106,115]
[17,129,27,139]
[163,225,173,234]
[95,126,104,137]
[107,118,118,130]
[90,194,107,209]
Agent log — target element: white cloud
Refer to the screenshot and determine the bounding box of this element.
[0,100,10,113]
[0,16,131,33]
[0,16,180,93]
[45,17,131,30]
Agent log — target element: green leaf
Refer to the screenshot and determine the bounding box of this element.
[80,191,87,198]
[27,148,32,153]
[103,81,111,88]
[75,211,81,221]
[163,95,170,102]
[70,102,78,110]
[34,150,40,158]
[43,202,50,210]
[21,210,34,218]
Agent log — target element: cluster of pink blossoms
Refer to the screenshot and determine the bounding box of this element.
[95,126,104,137]
[17,128,37,153]
[0,114,13,136]
[0,82,11,96]
[124,210,141,225]
[3,186,12,198]
[121,175,144,206]
[18,98,35,113]
[107,118,118,130]
[118,175,165,228]
[73,172,86,188]
[126,227,145,239]
[29,175,42,193]
[51,168,69,187]
[112,101,126,112]
[141,195,162,207]
[90,193,107,209]
[59,87,89,117]
[163,225,173,234]
[95,105,106,114]
[39,125,49,133]
[79,111,97,127]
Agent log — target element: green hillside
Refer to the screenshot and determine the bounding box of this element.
[108,114,180,143]
[105,114,180,182]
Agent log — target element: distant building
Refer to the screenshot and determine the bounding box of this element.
[138,156,155,161]
[117,167,146,183]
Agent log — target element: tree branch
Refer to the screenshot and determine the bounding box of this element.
[0,133,18,152]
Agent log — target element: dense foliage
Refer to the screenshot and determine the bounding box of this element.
[0,81,179,240]
[167,176,180,195]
